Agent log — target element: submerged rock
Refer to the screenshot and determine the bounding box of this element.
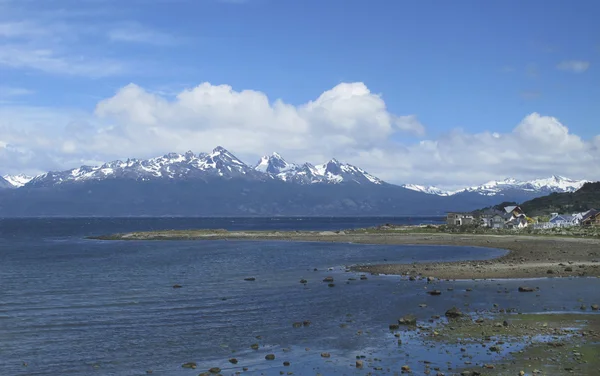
[244,277,256,281]
[323,277,334,282]
[265,354,275,360]
[428,290,442,296]
[209,367,222,373]
[172,284,182,288]
[181,362,197,369]
[320,352,331,358]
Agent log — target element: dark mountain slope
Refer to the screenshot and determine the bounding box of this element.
[520,182,600,216]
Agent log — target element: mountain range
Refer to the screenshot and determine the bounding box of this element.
[401,176,587,197]
[0,146,592,217]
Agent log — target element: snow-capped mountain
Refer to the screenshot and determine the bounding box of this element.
[253,153,383,185]
[2,174,33,188]
[22,147,385,188]
[400,184,451,196]
[254,152,298,174]
[27,147,264,188]
[454,176,587,196]
[403,176,588,197]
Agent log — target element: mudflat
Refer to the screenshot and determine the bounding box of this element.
[93,230,600,279]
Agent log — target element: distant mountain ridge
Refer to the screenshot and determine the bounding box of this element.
[0,147,591,217]
[13,146,384,189]
[402,176,588,197]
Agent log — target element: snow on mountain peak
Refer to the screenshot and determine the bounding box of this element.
[402,176,589,197]
[254,152,297,174]
[2,174,34,188]
[17,147,386,188]
[401,184,451,196]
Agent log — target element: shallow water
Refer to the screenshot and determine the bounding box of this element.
[0,218,598,375]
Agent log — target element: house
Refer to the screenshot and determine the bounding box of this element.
[581,209,600,227]
[446,212,475,226]
[504,205,529,229]
[549,213,576,227]
[478,210,507,229]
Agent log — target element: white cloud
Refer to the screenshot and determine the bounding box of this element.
[556,60,590,73]
[0,82,598,188]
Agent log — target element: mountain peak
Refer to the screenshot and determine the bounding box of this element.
[2,174,34,188]
[254,152,296,174]
[212,146,228,154]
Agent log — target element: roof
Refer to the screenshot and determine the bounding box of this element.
[581,209,599,221]
[504,205,519,213]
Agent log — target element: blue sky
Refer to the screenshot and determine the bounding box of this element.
[0,0,599,188]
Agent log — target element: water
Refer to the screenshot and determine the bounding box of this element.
[0,217,598,375]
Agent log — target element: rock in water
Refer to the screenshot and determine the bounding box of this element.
[265,354,275,360]
[323,276,334,282]
[445,307,463,318]
[244,277,256,281]
[398,315,417,325]
[181,362,197,369]
[518,286,535,292]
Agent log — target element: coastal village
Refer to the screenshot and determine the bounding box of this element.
[447,206,600,229]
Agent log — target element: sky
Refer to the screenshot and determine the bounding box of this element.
[0,0,599,189]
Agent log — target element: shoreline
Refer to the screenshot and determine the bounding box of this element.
[90,230,600,279]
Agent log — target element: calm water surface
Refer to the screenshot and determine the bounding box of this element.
[0,218,598,375]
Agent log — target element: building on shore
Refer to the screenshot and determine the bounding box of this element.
[581,209,600,227]
[446,212,475,226]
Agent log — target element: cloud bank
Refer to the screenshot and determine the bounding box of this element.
[0,82,598,188]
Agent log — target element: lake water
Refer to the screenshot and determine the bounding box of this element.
[1,217,598,375]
